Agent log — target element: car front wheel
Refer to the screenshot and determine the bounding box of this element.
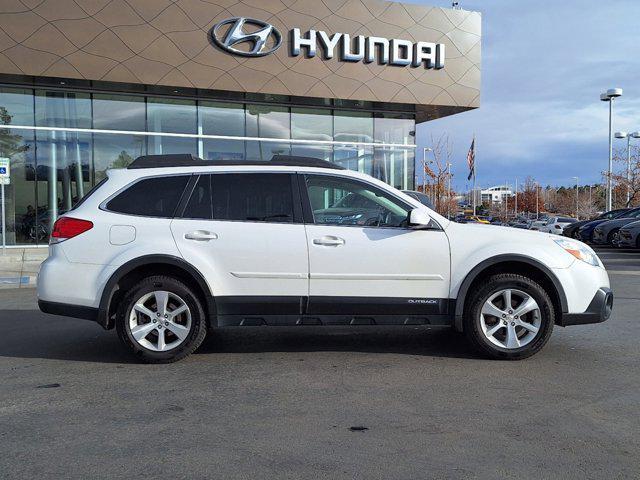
[463,273,554,360]
[609,229,621,247]
[116,275,207,363]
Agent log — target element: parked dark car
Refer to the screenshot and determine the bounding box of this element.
[592,208,640,246]
[578,208,633,242]
[618,220,640,248]
[563,209,630,239]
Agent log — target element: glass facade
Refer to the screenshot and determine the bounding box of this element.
[0,86,415,246]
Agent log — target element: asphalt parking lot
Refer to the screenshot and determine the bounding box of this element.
[1,246,638,479]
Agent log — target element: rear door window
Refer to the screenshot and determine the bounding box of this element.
[182,175,213,220]
[210,173,295,223]
[106,175,189,217]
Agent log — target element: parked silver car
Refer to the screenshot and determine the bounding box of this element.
[538,216,577,235]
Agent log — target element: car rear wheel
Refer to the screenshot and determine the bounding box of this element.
[463,274,554,360]
[116,275,207,363]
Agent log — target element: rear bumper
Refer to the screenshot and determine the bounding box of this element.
[560,288,613,326]
[38,299,99,322]
[591,230,607,244]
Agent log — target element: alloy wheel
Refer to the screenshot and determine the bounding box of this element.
[479,288,541,349]
[611,230,620,247]
[128,291,192,352]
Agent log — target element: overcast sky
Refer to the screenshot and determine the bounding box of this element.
[414,0,640,192]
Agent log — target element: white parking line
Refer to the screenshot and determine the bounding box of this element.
[607,270,640,275]
[601,258,640,263]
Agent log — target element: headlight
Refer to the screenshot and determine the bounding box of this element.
[553,238,601,267]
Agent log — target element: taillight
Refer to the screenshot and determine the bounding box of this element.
[50,217,93,243]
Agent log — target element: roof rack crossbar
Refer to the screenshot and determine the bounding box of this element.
[126,154,344,170]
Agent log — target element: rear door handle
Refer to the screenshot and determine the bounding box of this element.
[313,236,345,246]
[184,230,218,241]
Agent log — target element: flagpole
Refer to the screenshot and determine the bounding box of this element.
[472,134,477,216]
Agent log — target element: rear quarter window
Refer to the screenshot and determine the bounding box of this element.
[106,175,189,217]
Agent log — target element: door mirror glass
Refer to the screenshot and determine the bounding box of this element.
[408,208,431,227]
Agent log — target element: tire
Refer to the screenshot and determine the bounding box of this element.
[116,275,207,363]
[608,229,620,246]
[463,273,554,360]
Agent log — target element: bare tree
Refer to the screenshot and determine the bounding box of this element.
[425,133,455,216]
[612,144,640,207]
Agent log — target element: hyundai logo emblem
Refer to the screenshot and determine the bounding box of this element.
[210,17,283,57]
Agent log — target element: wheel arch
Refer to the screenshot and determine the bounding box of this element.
[453,254,568,331]
[98,255,215,330]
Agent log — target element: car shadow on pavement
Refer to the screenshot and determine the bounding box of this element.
[0,310,479,363]
[198,326,480,360]
[0,311,133,364]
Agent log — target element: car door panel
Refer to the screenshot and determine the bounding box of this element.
[170,173,309,317]
[302,173,451,316]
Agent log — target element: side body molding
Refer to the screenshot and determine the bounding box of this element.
[453,254,569,331]
[98,254,214,329]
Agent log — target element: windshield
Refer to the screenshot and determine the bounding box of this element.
[402,190,434,209]
[613,209,632,219]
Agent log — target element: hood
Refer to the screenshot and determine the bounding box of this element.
[580,218,610,230]
[567,219,592,230]
[447,221,555,242]
[596,217,640,230]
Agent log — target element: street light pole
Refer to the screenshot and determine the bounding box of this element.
[446,162,452,219]
[535,182,539,219]
[573,176,579,220]
[514,178,518,217]
[422,147,431,195]
[601,88,623,211]
[614,131,640,207]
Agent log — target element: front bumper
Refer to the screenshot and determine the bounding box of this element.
[617,230,635,247]
[560,288,613,326]
[577,228,592,242]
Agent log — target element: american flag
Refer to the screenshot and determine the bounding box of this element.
[466,137,475,181]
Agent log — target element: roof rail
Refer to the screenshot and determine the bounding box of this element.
[126,154,344,170]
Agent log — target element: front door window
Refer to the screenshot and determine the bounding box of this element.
[305,174,410,228]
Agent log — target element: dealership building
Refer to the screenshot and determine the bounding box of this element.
[0,0,480,248]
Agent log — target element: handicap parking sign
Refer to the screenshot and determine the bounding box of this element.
[0,158,9,184]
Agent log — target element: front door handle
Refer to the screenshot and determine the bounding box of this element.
[313,235,345,247]
[184,230,218,241]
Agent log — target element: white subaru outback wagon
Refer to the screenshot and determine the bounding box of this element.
[37,155,613,363]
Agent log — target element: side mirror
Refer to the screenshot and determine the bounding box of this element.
[408,208,431,228]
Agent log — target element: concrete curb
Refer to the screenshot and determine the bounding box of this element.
[0,248,47,289]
